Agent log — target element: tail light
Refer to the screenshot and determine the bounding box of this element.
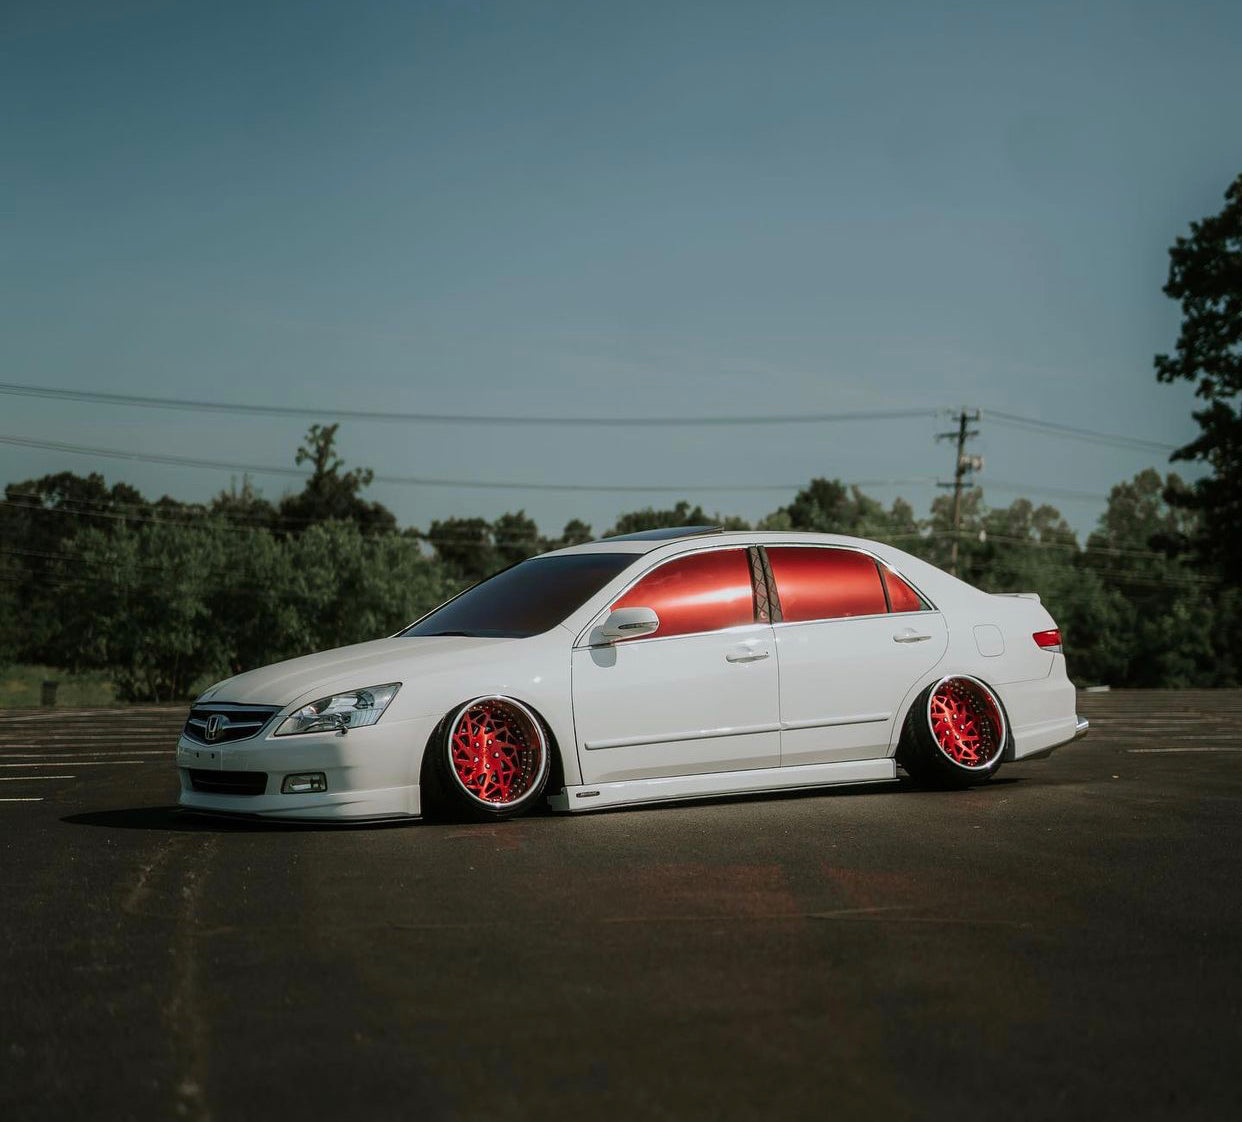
[1033,628,1063,653]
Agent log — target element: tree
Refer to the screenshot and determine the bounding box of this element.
[211,476,278,529]
[0,471,151,662]
[762,479,920,549]
[492,510,541,569]
[1155,171,1242,580]
[543,518,593,552]
[427,517,499,582]
[1081,470,1232,687]
[605,501,747,537]
[61,522,232,702]
[428,511,548,581]
[278,424,396,534]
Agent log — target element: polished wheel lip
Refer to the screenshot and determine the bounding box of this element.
[447,695,549,810]
[925,674,1007,771]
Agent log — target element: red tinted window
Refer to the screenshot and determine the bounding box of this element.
[612,549,755,639]
[767,547,887,621]
[882,567,927,613]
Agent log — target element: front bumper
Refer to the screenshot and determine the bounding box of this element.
[175,712,441,821]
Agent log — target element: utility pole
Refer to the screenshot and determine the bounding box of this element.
[936,408,982,577]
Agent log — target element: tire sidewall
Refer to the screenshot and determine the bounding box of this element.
[899,678,1008,788]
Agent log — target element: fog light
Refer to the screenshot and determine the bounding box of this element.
[281,772,326,794]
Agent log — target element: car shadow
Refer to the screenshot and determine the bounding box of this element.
[61,806,415,832]
[63,777,1028,832]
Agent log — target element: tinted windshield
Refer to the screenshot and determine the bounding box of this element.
[402,553,636,639]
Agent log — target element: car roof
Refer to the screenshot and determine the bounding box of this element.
[541,528,911,558]
[605,524,723,542]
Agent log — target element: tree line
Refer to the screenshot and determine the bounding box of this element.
[1,171,1238,701]
[0,429,1232,699]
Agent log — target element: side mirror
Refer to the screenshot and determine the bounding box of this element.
[599,606,660,643]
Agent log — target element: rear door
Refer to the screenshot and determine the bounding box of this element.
[766,546,948,765]
[572,547,780,784]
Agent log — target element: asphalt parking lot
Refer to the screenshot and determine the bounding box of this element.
[1,691,1239,1121]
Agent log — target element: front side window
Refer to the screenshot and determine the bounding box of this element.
[611,548,755,640]
[766,547,888,621]
[403,553,635,639]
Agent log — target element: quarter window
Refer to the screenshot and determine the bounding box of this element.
[766,547,888,621]
[611,549,755,639]
[882,567,928,613]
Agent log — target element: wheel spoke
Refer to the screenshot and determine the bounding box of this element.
[929,679,1003,769]
[449,700,545,805]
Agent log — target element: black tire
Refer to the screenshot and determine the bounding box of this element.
[431,696,552,820]
[897,676,1008,789]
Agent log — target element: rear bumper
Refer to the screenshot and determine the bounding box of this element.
[1017,714,1088,762]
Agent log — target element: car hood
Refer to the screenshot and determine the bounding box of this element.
[198,635,515,707]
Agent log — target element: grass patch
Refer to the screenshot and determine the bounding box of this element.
[0,664,118,708]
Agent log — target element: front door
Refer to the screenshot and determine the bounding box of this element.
[572,547,780,785]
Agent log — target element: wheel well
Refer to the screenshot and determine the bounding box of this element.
[418,696,564,813]
[893,674,1015,758]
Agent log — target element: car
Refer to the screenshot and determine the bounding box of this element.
[176,525,1088,822]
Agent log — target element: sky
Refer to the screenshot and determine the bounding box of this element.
[2,0,1240,539]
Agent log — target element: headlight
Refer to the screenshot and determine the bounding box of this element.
[274,683,401,736]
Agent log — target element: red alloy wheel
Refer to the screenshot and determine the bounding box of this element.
[927,678,1005,769]
[449,698,546,806]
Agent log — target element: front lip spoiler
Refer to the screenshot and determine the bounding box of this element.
[176,807,416,828]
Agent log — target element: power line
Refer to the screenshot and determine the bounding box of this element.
[0,382,935,428]
[986,410,1178,454]
[0,382,1185,455]
[0,431,938,494]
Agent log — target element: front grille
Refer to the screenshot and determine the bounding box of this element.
[188,769,268,796]
[183,704,281,746]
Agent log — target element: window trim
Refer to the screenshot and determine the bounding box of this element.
[574,544,763,648]
[758,543,937,627]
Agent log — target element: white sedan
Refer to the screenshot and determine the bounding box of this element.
[176,526,1087,822]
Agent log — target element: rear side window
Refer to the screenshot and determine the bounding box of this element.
[766,547,888,621]
[882,567,929,613]
[612,549,755,639]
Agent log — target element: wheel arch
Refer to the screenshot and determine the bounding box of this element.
[889,669,1015,758]
[417,692,567,814]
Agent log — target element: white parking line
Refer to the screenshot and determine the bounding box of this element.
[0,760,145,767]
[0,775,75,781]
[0,751,171,758]
[0,797,43,802]
[1125,747,1242,754]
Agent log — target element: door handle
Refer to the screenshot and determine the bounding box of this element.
[726,645,771,663]
[893,629,932,644]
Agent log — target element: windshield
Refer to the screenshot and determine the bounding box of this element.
[401,553,636,639]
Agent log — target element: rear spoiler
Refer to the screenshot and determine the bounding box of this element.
[993,592,1042,604]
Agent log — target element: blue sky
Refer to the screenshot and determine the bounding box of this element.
[2,0,1240,537]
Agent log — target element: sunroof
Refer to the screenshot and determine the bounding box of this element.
[606,525,724,542]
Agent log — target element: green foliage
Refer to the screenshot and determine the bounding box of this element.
[761,479,920,546]
[3,410,1238,698]
[62,522,233,702]
[543,519,593,551]
[427,517,502,582]
[1155,171,1242,580]
[42,519,459,701]
[0,582,17,674]
[278,423,397,534]
[606,501,749,536]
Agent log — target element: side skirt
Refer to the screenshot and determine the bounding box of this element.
[547,758,897,813]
